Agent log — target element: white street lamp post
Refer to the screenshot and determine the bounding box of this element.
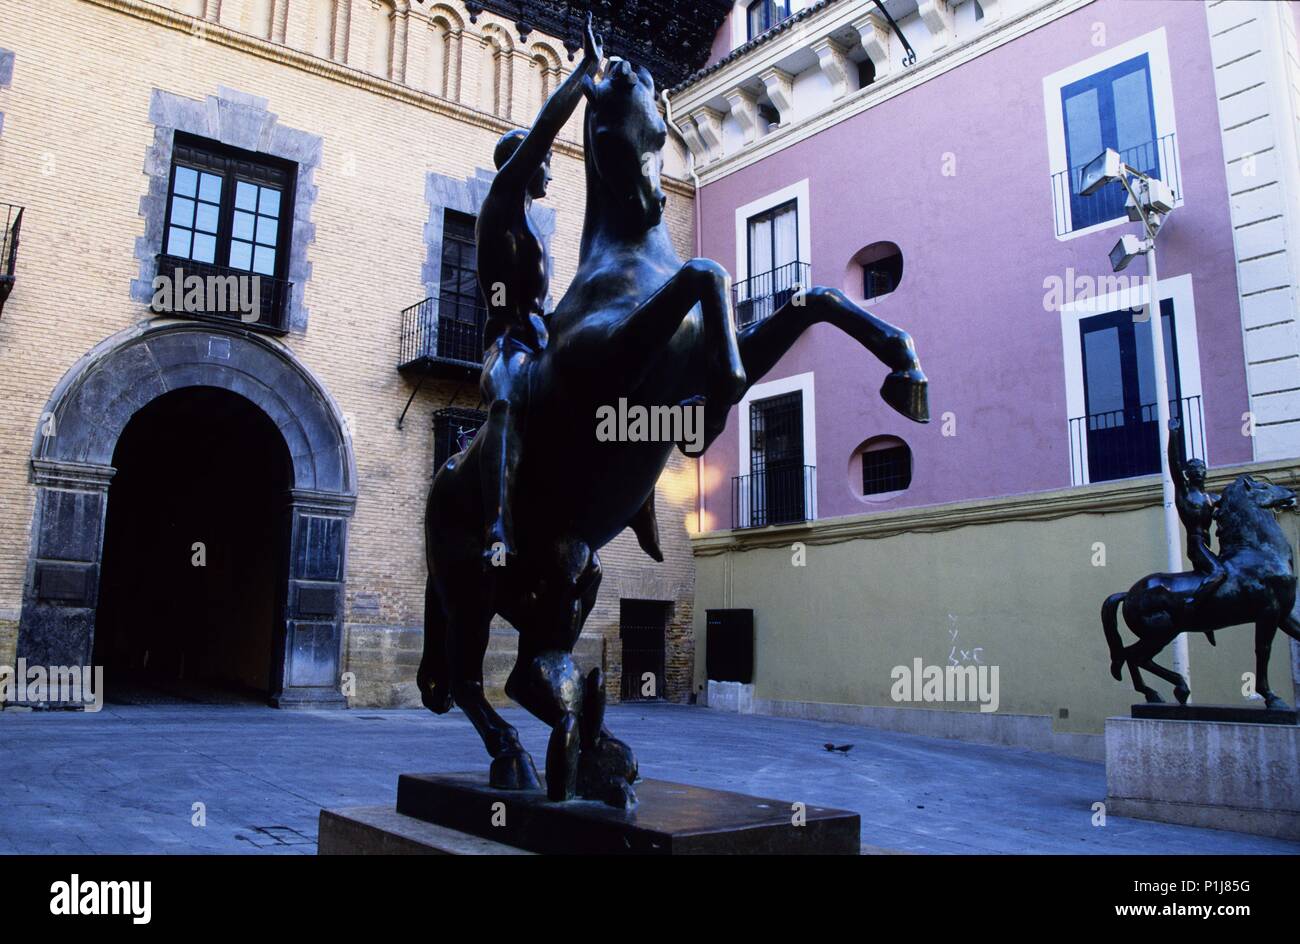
[1080,151,1188,686]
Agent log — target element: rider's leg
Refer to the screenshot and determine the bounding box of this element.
[1187,536,1227,606]
[478,344,527,564]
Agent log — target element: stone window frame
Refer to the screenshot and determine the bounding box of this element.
[422,166,556,312]
[0,48,14,136]
[133,86,322,333]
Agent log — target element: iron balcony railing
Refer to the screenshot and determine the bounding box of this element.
[398,296,487,370]
[0,203,23,315]
[1069,394,1204,486]
[1052,132,1181,237]
[151,253,292,333]
[432,406,487,474]
[732,464,816,529]
[732,260,809,329]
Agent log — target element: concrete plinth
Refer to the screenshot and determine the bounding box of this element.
[1105,716,1300,840]
[318,806,535,855]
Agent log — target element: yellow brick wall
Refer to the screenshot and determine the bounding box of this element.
[0,0,699,704]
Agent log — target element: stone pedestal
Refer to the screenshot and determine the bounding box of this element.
[321,773,861,855]
[1105,714,1300,840]
[318,806,534,855]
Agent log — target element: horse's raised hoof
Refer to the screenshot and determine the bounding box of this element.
[489,748,542,792]
[1109,659,1123,682]
[880,368,930,424]
[1174,685,1190,705]
[577,735,639,809]
[545,712,581,802]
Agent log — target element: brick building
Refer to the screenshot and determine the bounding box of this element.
[0,0,724,708]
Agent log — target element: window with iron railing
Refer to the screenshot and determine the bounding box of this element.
[1050,53,1180,236]
[398,211,489,371]
[732,259,809,328]
[1070,394,1204,486]
[153,134,296,332]
[432,406,487,474]
[0,202,22,317]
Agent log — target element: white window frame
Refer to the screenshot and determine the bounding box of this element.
[737,370,817,522]
[734,178,811,283]
[1058,272,1205,485]
[1042,27,1183,241]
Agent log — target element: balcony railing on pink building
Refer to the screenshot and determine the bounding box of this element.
[732,464,816,529]
[732,260,809,328]
[1069,394,1204,486]
[1052,133,1181,237]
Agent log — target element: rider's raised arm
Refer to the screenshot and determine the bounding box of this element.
[1168,417,1187,499]
[496,14,602,191]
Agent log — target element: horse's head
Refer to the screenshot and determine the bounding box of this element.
[1229,474,1298,512]
[582,58,668,231]
[1217,475,1297,551]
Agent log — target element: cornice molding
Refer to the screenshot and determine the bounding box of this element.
[77,0,693,196]
[691,458,1300,555]
[670,0,1095,186]
[30,459,117,491]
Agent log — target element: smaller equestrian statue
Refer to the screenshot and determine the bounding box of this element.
[1102,420,1300,709]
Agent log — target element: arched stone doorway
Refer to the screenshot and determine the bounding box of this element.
[17,322,356,708]
[94,387,292,702]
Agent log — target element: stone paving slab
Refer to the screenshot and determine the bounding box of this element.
[0,702,1297,855]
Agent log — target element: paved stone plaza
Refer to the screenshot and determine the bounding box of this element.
[1,702,1297,855]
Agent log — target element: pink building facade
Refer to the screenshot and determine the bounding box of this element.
[669,0,1300,530]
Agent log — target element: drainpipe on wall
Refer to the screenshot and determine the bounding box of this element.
[662,88,708,534]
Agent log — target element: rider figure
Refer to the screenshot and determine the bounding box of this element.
[1169,416,1226,608]
[476,14,663,567]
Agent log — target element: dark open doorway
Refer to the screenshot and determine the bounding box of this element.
[620,599,670,701]
[93,386,292,703]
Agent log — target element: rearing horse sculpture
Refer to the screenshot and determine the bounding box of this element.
[418,59,930,807]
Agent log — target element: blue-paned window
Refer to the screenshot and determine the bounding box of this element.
[747,0,791,41]
[1062,54,1160,230]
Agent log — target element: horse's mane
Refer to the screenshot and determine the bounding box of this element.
[1215,477,1283,553]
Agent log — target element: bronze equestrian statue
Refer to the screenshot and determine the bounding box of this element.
[418,47,929,807]
[1102,435,1300,709]
[474,16,665,570]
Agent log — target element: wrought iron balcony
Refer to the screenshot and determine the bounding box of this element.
[732,260,809,329]
[433,406,487,474]
[151,254,292,334]
[1052,133,1181,237]
[732,464,816,529]
[0,203,23,317]
[1069,394,1204,486]
[398,296,486,377]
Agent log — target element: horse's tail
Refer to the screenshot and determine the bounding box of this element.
[1101,592,1127,681]
[416,572,454,714]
